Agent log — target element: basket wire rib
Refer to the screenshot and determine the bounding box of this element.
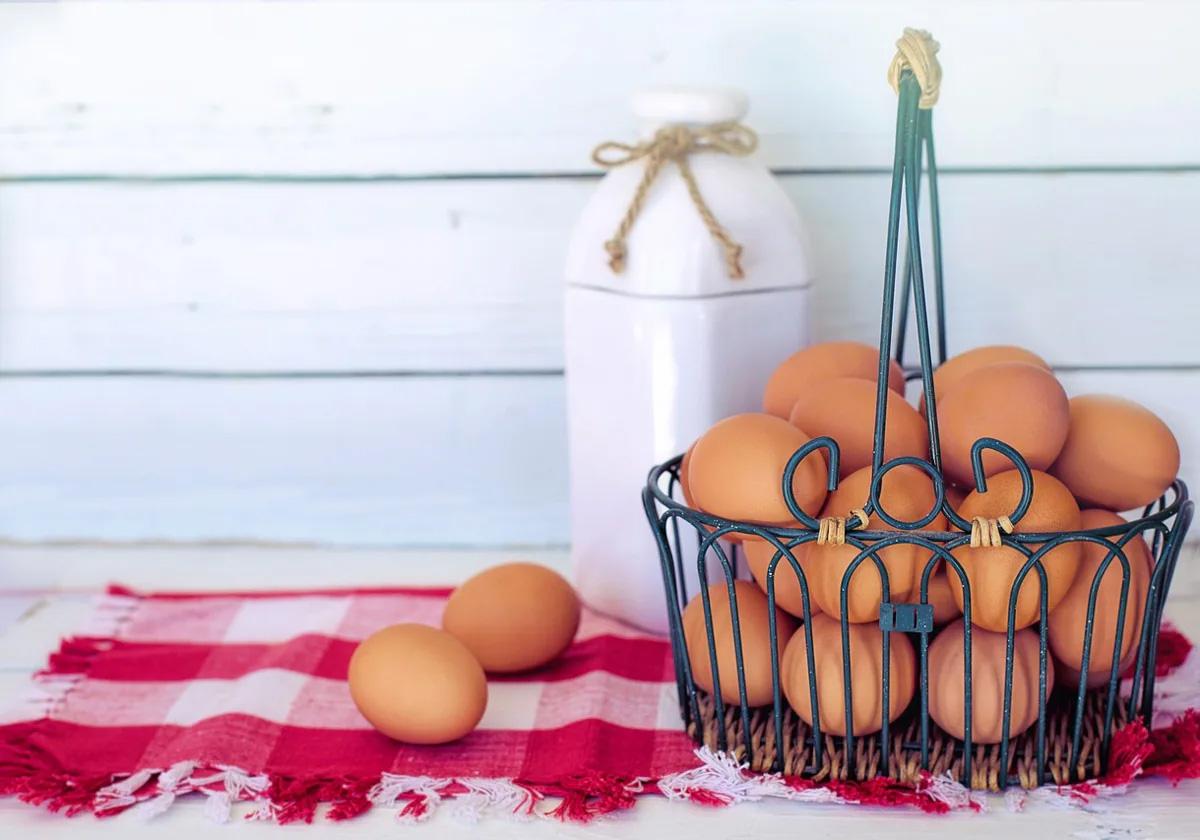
[641,67,1195,790]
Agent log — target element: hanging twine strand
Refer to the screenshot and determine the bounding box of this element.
[591,122,757,279]
[816,508,870,546]
[969,515,1014,549]
[887,28,942,108]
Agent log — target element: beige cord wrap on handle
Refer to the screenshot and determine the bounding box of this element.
[591,122,757,279]
[817,508,870,547]
[970,515,1014,549]
[887,28,942,108]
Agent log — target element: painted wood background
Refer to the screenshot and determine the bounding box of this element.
[0,0,1196,546]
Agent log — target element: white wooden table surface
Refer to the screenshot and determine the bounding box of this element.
[1,544,1198,838]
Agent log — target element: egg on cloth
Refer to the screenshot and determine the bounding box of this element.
[1048,509,1153,689]
[1051,394,1180,511]
[682,580,796,706]
[805,464,946,622]
[926,619,1053,743]
[348,624,487,744]
[788,377,928,477]
[950,469,1082,632]
[936,361,1070,486]
[763,341,906,419]
[688,413,828,524]
[780,612,915,736]
[442,562,581,673]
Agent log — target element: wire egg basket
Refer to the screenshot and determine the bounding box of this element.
[641,31,1193,790]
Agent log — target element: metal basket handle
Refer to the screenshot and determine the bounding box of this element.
[872,29,949,478]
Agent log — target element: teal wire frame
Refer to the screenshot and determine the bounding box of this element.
[642,70,1194,789]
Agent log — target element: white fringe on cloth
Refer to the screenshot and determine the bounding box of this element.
[192,765,272,824]
[368,774,541,823]
[2,673,85,722]
[94,762,272,823]
[83,591,140,637]
[450,778,539,823]
[0,591,140,725]
[922,771,988,811]
[369,773,446,822]
[1129,647,1200,728]
[656,746,986,812]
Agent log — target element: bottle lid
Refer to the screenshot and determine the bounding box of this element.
[567,84,810,297]
[631,86,748,130]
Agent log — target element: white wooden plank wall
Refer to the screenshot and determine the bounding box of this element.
[0,1,1197,548]
[3,1,1199,173]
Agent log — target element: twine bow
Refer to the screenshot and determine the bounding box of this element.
[887,28,942,108]
[591,122,757,279]
[969,515,1014,548]
[817,508,870,546]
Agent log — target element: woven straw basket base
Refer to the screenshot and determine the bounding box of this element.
[688,689,1128,790]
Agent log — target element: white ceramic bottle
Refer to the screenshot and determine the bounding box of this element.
[563,87,813,634]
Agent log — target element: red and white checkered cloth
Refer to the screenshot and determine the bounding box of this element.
[1,585,1198,823]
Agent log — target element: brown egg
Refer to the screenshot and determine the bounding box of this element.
[348,624,487,744]
[921,567,963,626]
[763,341,906,419]
[788,378,928,477]
[689,413,828,524]
[927,619,1052,743]
[1049,509,1152,689]
[781,612,916,736]
[807,465,946,622]
[678,443,697,507]
[951,469,1082,632]
[921,481,963,627]
[936,362,1070,486]
[1051,395,1180,511]
[690,456,756,544]
[744,538,820,619]
[443,563,581,673]
[683,580,797,706]
[944,484,968,512]
[681,443,753,545]
[920,345,1050,416]
[908,490,963,627]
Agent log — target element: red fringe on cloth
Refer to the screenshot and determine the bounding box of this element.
[1152,627,1194,677]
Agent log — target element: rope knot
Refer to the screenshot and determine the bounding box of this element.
[591,122,758,279]
[651,125,695,159]
[969,515,1013,549]
[817,508,869,546]
[887,28,942,108]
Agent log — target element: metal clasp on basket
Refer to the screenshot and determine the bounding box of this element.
[879,602,934,633]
